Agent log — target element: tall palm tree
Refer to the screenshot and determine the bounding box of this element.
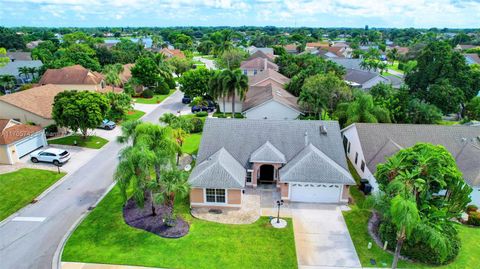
[172,128,187,165]
[104,64,124,91]
[208,71,228,116]
[335,92,391,127]
[27,67,38,80]
[219,69,248,116]
[17,66,30,81]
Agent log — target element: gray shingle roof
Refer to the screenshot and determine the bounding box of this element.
[196,119,350,185]
[249,141,287,163]
[280,144,355,184]
[0,60,43,78]
[189,148,246,189]
[344,69,380,84]
[330,58,365,71]
[349,123,480,187]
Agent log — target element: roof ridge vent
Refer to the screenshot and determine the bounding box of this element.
[319,125,327,135]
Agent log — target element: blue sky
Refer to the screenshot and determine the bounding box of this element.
[1,0,480,28]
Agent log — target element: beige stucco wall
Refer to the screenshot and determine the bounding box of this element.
[342,185,349,200]
[0,145,11,164]
[0,101,54,127]
[280,183,289,199]
[228,189,242,204]
[190,188,204,204]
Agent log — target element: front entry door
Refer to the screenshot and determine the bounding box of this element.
[258,165,275,184]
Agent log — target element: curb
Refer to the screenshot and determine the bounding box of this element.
[52,181,117,269]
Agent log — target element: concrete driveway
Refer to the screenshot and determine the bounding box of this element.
[291,203,361,269]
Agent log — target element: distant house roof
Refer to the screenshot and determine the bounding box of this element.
[248,69,290,86]
[159,48,185,59]
[189,147,246,189]
[330,58,363,71]
[240,58,278,71]
[280,143,355,184]
[119,63,134,83]
[0,84,64,119]
[242,83,300,113]
[6,51,32,61]
[283,44,297,52]
[306,42,330,49]
[0,119,43,145]
[26,40,44,50]
[247,50,274,61]
[39,65,104,85]
[247,46,274,55]
[465,54,480,65]
[0,60,43,78]
[457,44,479,50]
[344,69,383,85]
[345,123,480,187]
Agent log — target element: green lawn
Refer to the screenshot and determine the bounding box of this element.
[387,61,404,74]
[62,186,298,269]
[48,135,108,149]
[133,90,175,104]
[124,110,145,122]
[182,133,202,155]
[0,168,65,221]
[212,112,244,118]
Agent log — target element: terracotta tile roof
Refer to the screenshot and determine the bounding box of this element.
[0,119,43,145]
[39,65,104,85]
[160,48,186,59]
[0,84,64,119]
[247,50,275,61]
[120,63,134,83]
[240,58,278,71]
[248,69,290,86]
[306,42,330,49]
[243,83,300,112]
[284,44,297,51]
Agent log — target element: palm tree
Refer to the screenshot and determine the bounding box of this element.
[172,128,187,165]
[0,75,16,93]
[209,71,228,116]
[335,92,391,126]
[220,69,248,116]
[387,48,399,65]
[18,66,30,81]
[104,64,124,91]
[27,67,38,80]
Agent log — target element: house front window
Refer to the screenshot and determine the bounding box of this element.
[246,170,252,183]
[253,69,257,75]
[347,142,351,154]
[243,69,247,75]
[206,188,226,203]
[355,152,358,164]
[361,161,365,172]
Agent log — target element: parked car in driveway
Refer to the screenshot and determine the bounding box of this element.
[182,95,192,104]
[191,100,216,113]
[30,148,71,166]
[98,119,116,130]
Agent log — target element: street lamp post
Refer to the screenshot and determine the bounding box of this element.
[276,200,284,223]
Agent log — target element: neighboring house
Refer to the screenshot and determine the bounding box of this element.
[388,46,409,55]
[119,63,134,84]
[0,119,47,164]
[455,44,479,51]
[246,46,274,56]
[330,58,364,71]
[305,42,330,51]
[189,118,355,207]
[0,59,43,84]
[344,69,389,89]
[217,69,291,113]
[465,54,480,65]
[247,50,275,61]
[240,57,279,76]
[283,44,298,54]
[26,40,44,50]
[6,52,32,61]
[159,48,185,59]
[341,123,480,206]
[39,65,106,91]
[0,84,64,127]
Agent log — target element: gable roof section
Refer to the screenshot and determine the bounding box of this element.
[189,148,246,189]
[197,118,349,172]
[120,63,134,83]
[344,69,380,85]
[240,58,278,71]
[248,69,290,86]
[247,50,274,61]
[242,83,300,113]
[0,119,43,145]
[6,51,32,61]
[249,141,286,163]
[0,84,64,119]
[39,65,103,85]
[280,143,355,184]
[351,123,480,187]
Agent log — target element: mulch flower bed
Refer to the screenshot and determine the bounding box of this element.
[123,196,189,238]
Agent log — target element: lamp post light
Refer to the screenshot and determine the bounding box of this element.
[276,199,284,223]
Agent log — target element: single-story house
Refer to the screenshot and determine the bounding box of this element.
[344,69,390,89]
[6,51,33,61]
[26,40,44,50]
[283,44,298,54]
[39,65,106,91]
[341,123,480,206]
[465,54,480,65]
[0,59,43,84]
[240,57,279,76]
[242,83,302,120]
[247,50,275,61]
[0,84,64,127]
[189,118,355,207]
[119,63,134,84]
[246,46,274,56]
[0,119,47,164]
[159,48,185,59]
[305,42,330,50]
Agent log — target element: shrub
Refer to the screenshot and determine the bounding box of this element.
[190,118,204,133]
[468,211,480,226]
[234,113,244,119]
[466,204,478,213]
[141,89,154,98]
[45,124,58,137]
[153,80,170,95]
[195,111,208,117]
[379,220,460,265]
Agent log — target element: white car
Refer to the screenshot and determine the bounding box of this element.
[30,148,71,166]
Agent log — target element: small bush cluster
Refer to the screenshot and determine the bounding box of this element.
[466,204,478,213]
[141,89,154,98]
[190,118,204,133]
[195,111,208,117]
[466,205,480,226]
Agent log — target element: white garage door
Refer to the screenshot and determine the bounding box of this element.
[290,183,342,203]
[15,132,45,158]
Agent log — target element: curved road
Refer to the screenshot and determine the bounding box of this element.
[0,90,187,269]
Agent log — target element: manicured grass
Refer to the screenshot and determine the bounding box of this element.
[134,90,175,104]
[124,110,145,122]
[212,112,244,118]
[438,120,460,126]
[0,168,65,221]
[48,135,108,149]
[387,61,403,74]
[182,133,202,155]
[62,186,298,269]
